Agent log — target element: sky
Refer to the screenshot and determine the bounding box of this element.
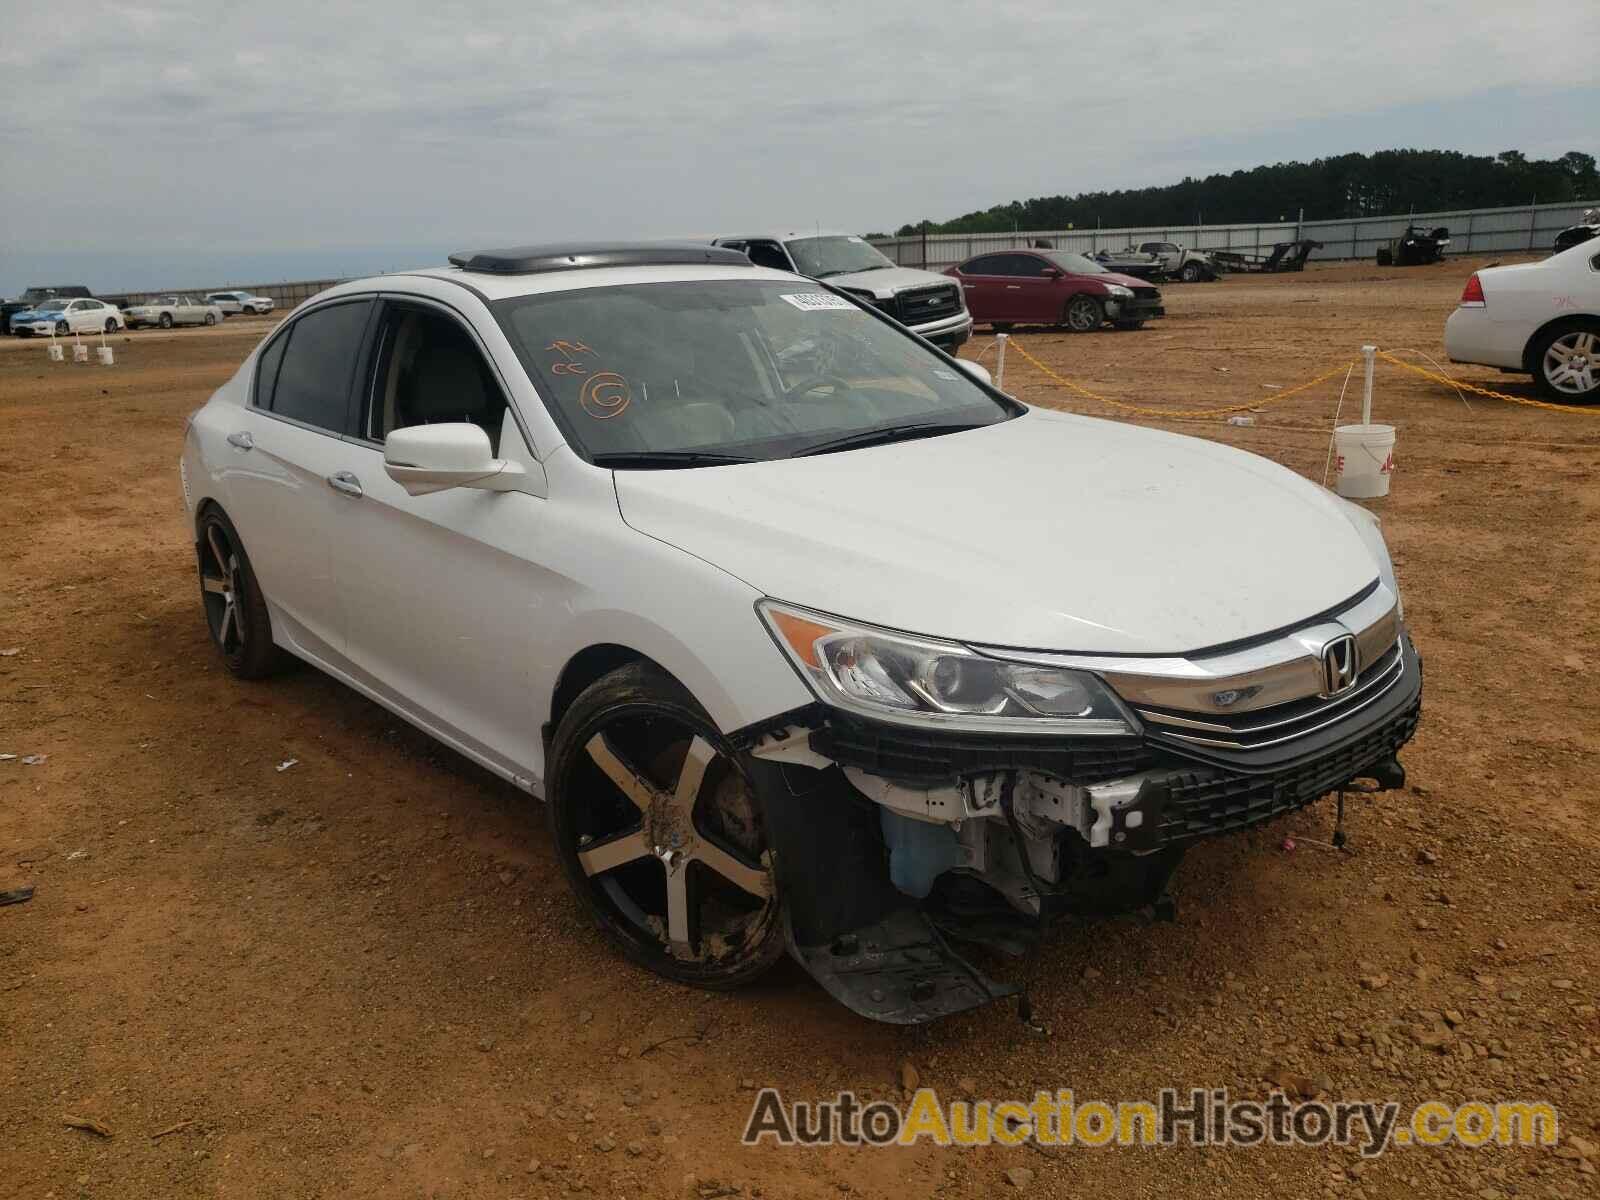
[1,0,1596,295]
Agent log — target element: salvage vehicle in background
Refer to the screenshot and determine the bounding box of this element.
[205,290,277,316]
[947,249,1165,331]
[125,294,223,329]
[179,241,1420,1023]
[1552,208,1598,253]
[1136,241,1219,282]
[8,296,124,336]
[1,284,92,332]
[1376,224,1451,266]
[712,230,971,352]
[1444,239,1600,403]
[1090,246,1167,281]
[1211,239,1322,274]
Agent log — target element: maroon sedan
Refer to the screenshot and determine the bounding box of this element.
[945,249,1165,332]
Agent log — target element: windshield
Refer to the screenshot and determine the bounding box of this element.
[494,279,1015,465]
[1045,251,1106,275]
[785,236,895,279]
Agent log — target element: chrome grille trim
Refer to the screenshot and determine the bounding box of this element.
[1132,643,1406,750]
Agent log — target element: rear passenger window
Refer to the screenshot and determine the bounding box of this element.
[254,332,289,410]
[267,300,373,432]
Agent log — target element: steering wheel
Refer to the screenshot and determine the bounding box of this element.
[782,373,852,401]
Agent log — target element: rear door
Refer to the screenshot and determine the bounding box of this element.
[216,297,376,662]
[955,254,1013,323]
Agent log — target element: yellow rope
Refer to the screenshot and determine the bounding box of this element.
[1007,338,1356,419]
[1377,350,1599,416]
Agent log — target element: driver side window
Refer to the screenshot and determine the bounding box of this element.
[363,304,509,452]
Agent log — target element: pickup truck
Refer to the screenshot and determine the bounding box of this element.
[1135,241,1220,282]
[713,231,972,352]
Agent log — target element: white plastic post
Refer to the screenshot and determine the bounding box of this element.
[995,333,1009,389]
[1361,344,1376,425]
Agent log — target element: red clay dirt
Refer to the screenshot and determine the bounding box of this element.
[1,260,1596,1198]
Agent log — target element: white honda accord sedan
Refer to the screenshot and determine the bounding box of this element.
[181,242,1422,1023]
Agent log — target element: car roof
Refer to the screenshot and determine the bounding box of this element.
[447,241,749,275]
[332,260,804,304]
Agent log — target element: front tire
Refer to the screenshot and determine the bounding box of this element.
[1532,322,1599,403]
[547,662,784,989]
[196,507,283,678]
[1180,261,1203,283]
[54,320,69,336]
[1064,294,1104,332]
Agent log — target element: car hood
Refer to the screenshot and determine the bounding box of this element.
[1092,270,1154,289]
[824,266,959,301]
[614,408,1380,655]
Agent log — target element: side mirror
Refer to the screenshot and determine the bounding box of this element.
[955,359,992,388]
[383,422,527,496]
[1043,266,1064,278]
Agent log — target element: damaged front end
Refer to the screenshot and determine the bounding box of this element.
[741,591,1422,1024]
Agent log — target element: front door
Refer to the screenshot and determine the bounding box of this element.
[325,297,552,782]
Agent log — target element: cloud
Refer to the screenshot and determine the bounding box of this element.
[0,0,1595,270]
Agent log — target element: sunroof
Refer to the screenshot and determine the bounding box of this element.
[447,242,751,275]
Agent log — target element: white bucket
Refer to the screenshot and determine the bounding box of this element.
[97,345,115,365]
[72,343,89,363]
[47,343,64,361]
[1334,423,1396,499]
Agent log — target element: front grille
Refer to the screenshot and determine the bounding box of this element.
[1134,639,1405,752]
[813,716,1147,784]
[895,284,962,324]
[1157,697,1420,844]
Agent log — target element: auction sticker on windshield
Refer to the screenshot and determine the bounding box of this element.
[780,293,856,311]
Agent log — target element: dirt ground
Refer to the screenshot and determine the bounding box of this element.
[1,260,1596,1199]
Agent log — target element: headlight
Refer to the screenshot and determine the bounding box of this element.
[758,600,1135,735]
[1105,284,1133,298]
[1338,500,1404,620]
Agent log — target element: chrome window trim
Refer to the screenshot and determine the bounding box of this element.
[973,583,1399,717]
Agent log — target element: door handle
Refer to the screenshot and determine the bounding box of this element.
[226,431,253,450]
[1004,285,1022,290]
[327,470,363,498]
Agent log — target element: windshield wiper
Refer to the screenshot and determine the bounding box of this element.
[591,450,759,469]
[793,422,986,458]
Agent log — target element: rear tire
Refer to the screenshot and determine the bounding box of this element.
[1180,261,1203,283]
[204,312,217,326]
[1064,294,1104,332]
[103,318,116,333]
[1531,321,1600,403]
[547,662,785,989]
[196,507,284,679]
[159,312,173,329]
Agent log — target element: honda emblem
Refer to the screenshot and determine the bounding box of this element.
[1320,634,1359,696]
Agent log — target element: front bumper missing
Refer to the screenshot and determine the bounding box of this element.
[746,638,1422,1024]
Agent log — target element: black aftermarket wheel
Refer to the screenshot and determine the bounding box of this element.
[548,662,784,988]
[196,508,282,678]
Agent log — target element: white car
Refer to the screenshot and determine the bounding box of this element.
[8,296,125,336]
[1444,240,1600,403]
[205,291,276,316]
[125,295,224,329]
[180,242,1422,1023]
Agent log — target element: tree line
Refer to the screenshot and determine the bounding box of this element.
[886,149,1598,237]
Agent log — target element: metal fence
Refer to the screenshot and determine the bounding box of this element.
[868,200,1595,271]
[116,278,344,308]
